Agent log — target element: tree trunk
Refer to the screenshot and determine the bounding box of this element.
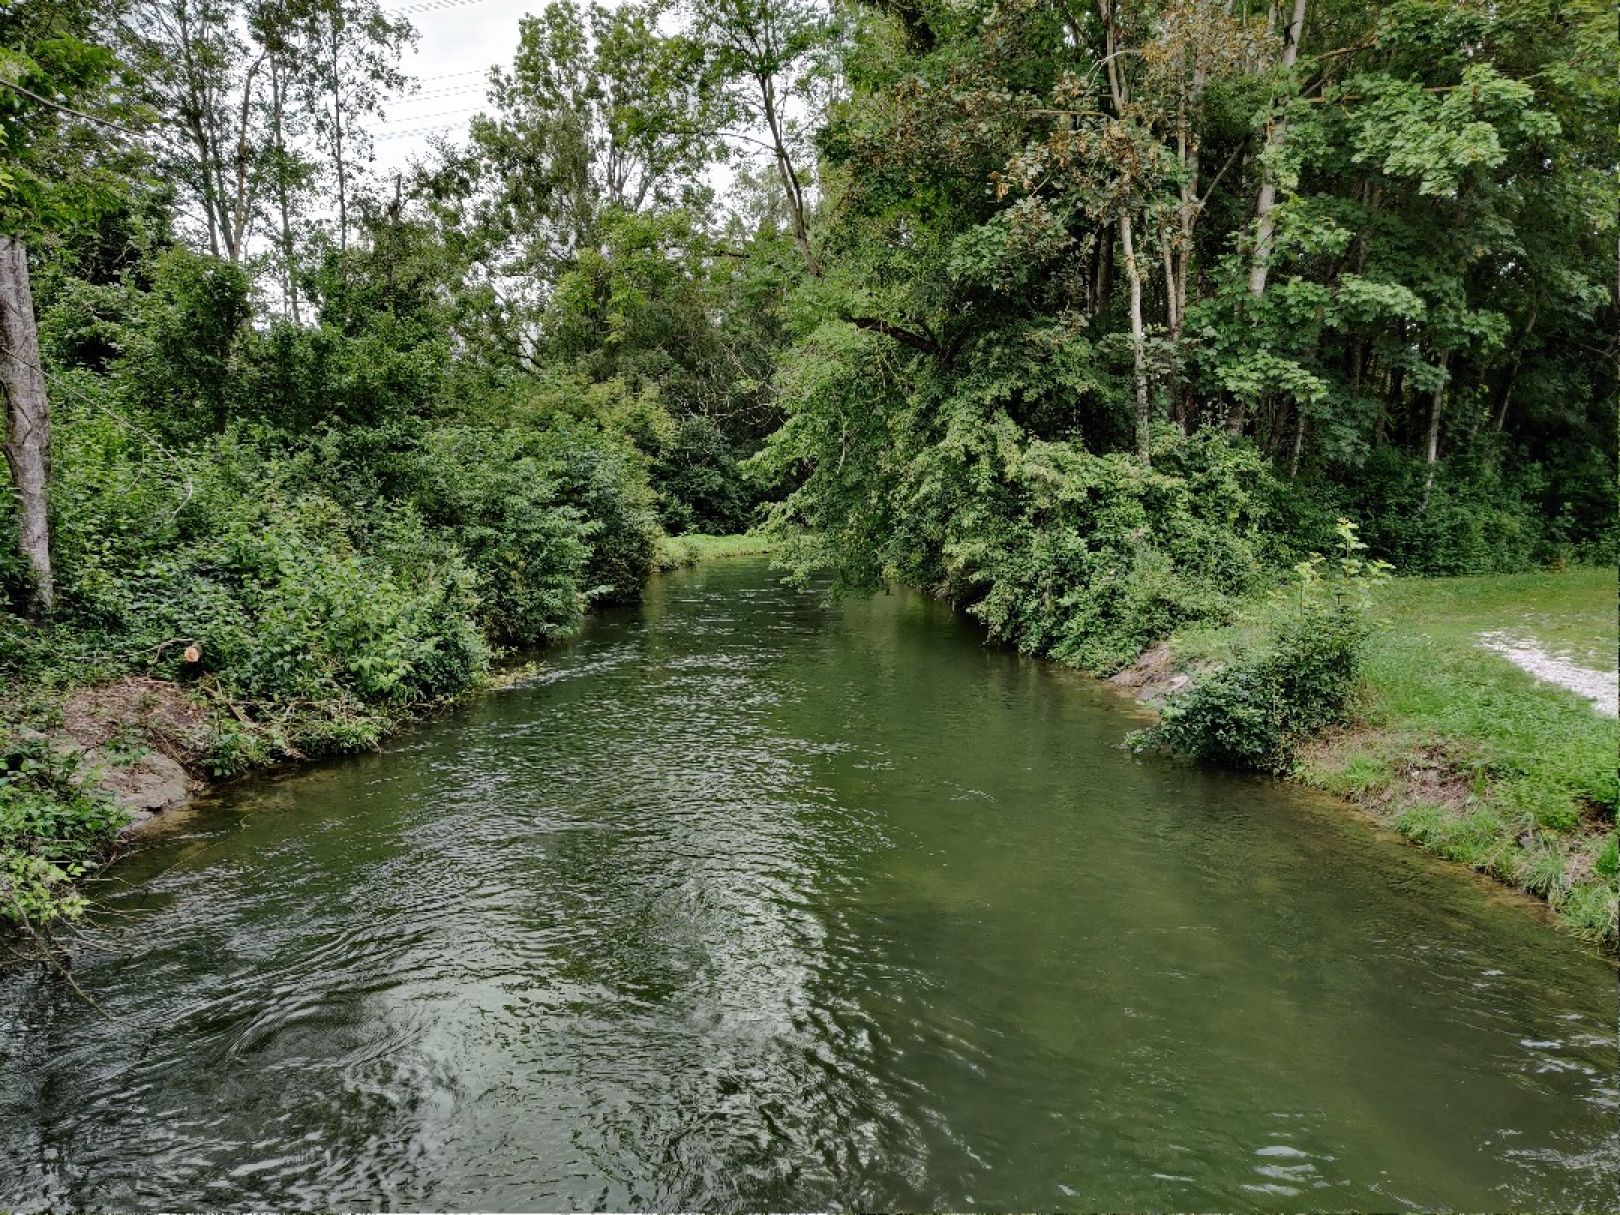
[1421,352,1449,508]
[1161,241,1183,430]
[1120,213,1152,467]
[0,237,54,615]
[227,52,267,265]
[270,56,301,323]
[759,72,818,276]
[1231,0,1308,436]
[1099,0,1149,463]
[1246,0,1307,303]
[330,17,349,254]
[1493,368,1515,432]
[1171,53,1201,432]
[1092,228,1113,315]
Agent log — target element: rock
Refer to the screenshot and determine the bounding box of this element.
[1108,642,1195,705]
[80,747,195,823]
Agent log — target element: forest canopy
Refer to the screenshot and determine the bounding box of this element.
[2,0,1615,715]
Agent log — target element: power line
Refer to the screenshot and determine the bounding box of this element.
[378,105,479,126]
[388,0,500,15]
[393,83,486,103]
[374,123,462,141]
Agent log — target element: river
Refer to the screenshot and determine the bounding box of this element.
[1,559,1615,1210]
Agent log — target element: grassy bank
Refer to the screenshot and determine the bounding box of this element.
[653,531,781,569]
[1164,568,1618,945]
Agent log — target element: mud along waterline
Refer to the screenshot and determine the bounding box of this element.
[1,559,1615,1210]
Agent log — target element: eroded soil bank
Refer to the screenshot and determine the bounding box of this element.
[25,678,211,828]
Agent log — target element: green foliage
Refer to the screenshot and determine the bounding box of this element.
[525,417,661,603]
[0,0,139,237]
[115,247,253,436]
[653,413,755,534]
[0,736,126,931]
[45,430,491,760]
[408,426,592,643]
[1141,521,1390,771]
[795,0,1617,584]
[952,433,1273,673]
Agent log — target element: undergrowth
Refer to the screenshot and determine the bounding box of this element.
[0,736,127,944]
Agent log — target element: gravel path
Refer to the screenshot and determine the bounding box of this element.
[1478,631,1619,717]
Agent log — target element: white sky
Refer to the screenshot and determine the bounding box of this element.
[366,0,749,209]
[371,0,541,177]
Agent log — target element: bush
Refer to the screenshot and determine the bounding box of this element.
[654,414,756,535]
[117,493,489,760]
[1145,608,1369,771]
[408,426,593,645]
[0,736,127,932]
[36,424,494,761]
[1139,520,1388,771]
[954,431,1273,673]
[1320,449,1550,575]
[526,419,660,604]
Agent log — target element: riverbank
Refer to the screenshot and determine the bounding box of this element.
[2,532,776,954]
[7,556,1614,1211]
[1116,567,1619,947]
[0,672,471,957]
[653,530,781,569]
[8,554,1613,955]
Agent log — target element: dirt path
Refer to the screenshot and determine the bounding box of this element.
[1478,631,1619,717]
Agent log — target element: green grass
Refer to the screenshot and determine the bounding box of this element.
[1171,566,1620,946]
[1362,571,1617,818]
[1377,567,1617,671]
[653,531,780,569]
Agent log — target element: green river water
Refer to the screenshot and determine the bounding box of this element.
[1,559,1616,1210]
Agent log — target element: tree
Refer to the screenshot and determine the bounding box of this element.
[463,0,714,279]
[0,237,52,612]
[680,0,841,273]
[296,0,413,255]
[1,1,137,613]
[130,0,269,263]
[128,0,411,268]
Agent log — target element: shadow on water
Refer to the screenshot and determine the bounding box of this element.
[1,559,1616,1211]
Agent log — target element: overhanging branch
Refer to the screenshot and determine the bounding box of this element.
[845,315,942,356]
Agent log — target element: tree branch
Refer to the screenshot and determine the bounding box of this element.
[845,315,942,355]
[0,77,142,138]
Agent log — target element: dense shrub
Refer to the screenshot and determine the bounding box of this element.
[0,737,126,932]
[408,426,593,644]
[1139,521,1390,772]
[1291,445,1617,575]
[13,360,668,765]
[653,413,756,535]
[526,419,661,603]
[1144,608,1369,771]
[762,327,1279,673]
[52,436,493,759]
[112,247,254,439]
[952,431,1274,673]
